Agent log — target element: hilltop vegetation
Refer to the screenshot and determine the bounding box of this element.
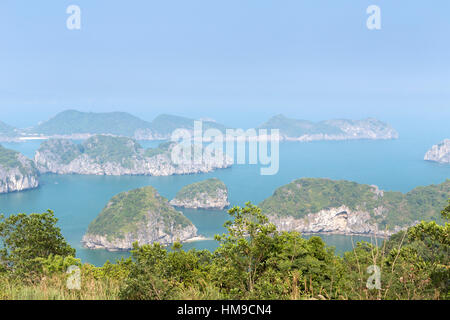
[28,110,228,140]
[259,114,398,140]
[0,145,24,169]
[260,178,450,230]
[0,201,449,300]
[30,110,153,137]
[172,178,227,201]
[0,145,39,193]
[0,121,17,138]
[170,178,230,209]
[35,135,232,176]
[83,186,197,250]
[148,114,227,136]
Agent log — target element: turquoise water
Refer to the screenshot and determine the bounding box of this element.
[1,134,449,266]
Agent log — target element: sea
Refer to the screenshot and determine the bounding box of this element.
[0,127,449,266]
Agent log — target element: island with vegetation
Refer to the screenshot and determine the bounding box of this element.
[0,145,39,193]
[0,121,19,142]
[25,110,227,141]
[34,135,232,176]
[0,200,448,300]
[82,186,198,251]
[170,178,230,209]
[259,178,449,236]
[258,114,399,141]
[425,139,450,164]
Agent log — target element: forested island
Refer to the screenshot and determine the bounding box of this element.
[258,114,398,141]
[260,178,449,236]
[34,135,232,176]
[82,186,198,251]
[170,178,230,209]
[24,110,227,140]
[425,139,450,164]
[0,145,39,193]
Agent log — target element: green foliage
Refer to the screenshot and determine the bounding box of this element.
[39,135,147,168]
[83,135,142,167]
[260,178,450,229]
[87,186,193,239]
[119,242,213,300]
[0,145,22,169]
[0,121,17,137]
[259,115,394,138]
[0,210,76,280]
[173,178,227,201]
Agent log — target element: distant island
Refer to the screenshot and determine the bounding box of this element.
[259,178,449,236]
[258,114,398,141]
[23,110,226,141]
[82,186,198,251]
[0,145,39,193]
[170,178,230,209]
[34,135,232,176]
[424,139,450,164]
[1,110,399,143]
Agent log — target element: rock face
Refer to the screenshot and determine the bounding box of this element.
[424,139,450,164]
[260,178,449,237]
[258,115,399,141]
[268,206,404,237]
[82,186,198,251]
[170,178,230,209]
[34,135,232,176]
[0,145,39,193]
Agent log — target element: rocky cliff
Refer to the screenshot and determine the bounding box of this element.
[0,145,39,193]
[34,135,232,176]
[170,178,230,209]
[260,178,449,237]
[424,139,450,164]
[82,186,198,251]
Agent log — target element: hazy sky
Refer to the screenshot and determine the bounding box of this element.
[0,1,449,131]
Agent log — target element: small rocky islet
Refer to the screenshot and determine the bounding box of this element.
[170,178,230,210]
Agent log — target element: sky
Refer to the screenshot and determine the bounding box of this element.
[0,0,449,134]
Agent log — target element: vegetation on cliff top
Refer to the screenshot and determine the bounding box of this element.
[0,145,37,176]
[172,178,228,201]
[259,178,450,228]
[0,121,17,137]
[86,186,193,239]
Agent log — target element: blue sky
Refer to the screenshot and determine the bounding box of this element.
[0,0,449,132]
